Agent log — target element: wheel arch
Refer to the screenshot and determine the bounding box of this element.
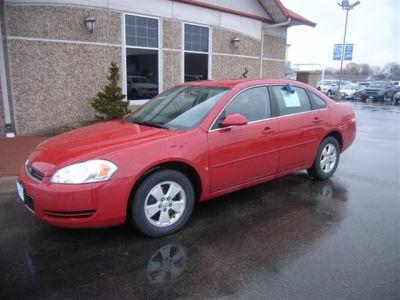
[324,130,343,151]
[126,160,203,220]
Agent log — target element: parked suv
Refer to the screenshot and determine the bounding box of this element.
[316,80,339,97]
[360,81,397,102]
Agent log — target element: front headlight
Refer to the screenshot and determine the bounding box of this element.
[50,159,118,184]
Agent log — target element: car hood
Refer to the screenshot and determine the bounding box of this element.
[28,120,181,172]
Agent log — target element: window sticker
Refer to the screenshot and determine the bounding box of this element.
[280,90,301,107]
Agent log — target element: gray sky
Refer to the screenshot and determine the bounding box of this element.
[281,0,400,68]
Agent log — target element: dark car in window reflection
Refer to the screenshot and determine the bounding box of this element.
[127,75,158,99]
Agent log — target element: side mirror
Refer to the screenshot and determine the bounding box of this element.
[220,114,248,127]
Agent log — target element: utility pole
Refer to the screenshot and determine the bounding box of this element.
[337,1,360,96]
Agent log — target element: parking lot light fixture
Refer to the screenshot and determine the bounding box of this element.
[337,1,360,97]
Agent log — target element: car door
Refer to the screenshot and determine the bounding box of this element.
[271,85,326,173]
[207,86,279,192]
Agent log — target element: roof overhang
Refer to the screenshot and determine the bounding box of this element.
[173,0,316,27]
[258,0,316,27]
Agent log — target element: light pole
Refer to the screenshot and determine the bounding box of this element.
[337,0,360,97]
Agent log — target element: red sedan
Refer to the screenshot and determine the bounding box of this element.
[17,79,356,237]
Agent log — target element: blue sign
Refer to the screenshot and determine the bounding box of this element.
[333,43,354,60]
[344,44,353,60]
[333,44,342,60]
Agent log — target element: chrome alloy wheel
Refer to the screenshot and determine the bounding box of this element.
[320,143,337,173]
[144,181,186,227]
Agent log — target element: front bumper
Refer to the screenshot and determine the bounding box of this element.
[17,167,132,228]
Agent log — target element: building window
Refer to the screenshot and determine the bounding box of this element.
[184,24,209,82]
[125,15,159,100]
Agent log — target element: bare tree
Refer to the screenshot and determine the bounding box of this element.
[360,63,372,76]
[343,62,361,75]
[383,62,400,80]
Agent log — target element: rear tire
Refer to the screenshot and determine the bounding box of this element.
[307,137,340,180]
[130,170,195,237]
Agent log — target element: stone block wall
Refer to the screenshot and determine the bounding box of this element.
[5,4,121,135]
[211,27,261,80]
[212,55,260,79]
[2,4,289,135]
[162,19,181,90]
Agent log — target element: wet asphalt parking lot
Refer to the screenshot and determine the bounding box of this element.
[0,102,399,300]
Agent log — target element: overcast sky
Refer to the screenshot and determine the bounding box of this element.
[281,0,399,68]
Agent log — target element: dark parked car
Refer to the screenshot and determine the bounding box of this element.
[360,81,397,102]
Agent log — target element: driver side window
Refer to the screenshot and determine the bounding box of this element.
[212,86,271,129]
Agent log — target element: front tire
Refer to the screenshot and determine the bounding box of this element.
[307,137,340,180]
[130,170,195,237]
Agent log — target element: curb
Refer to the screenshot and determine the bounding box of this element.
[0,176,18,195]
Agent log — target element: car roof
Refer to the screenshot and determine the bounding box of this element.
[179,79,310,89]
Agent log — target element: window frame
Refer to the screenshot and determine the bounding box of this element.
[122,12,162,103]
[182,22,212,83]
[209,85,274,132]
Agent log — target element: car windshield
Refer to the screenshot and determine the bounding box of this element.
[369,82,387,88]
[125,86,229,130]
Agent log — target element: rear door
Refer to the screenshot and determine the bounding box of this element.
[207,86,279,192]
[271,85,326,173]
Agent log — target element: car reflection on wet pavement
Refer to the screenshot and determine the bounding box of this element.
[0,103,399,299]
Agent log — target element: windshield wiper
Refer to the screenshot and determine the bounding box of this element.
[133,120,169,129]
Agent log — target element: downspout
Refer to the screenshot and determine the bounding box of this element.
[259,18,291,79]
[0,6,14,137]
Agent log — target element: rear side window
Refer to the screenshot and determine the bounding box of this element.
[272,86,311,116]
[309,92,327,109]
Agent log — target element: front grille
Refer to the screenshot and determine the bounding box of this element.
[364,89,379,96]
[26,165,45,182]
[45,210,96,218]
[24,193,35,211]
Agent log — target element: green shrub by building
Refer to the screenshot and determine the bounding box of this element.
[91,62,128,120]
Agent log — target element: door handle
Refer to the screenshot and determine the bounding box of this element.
[261,126,275,134]
[312,117,322,124]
